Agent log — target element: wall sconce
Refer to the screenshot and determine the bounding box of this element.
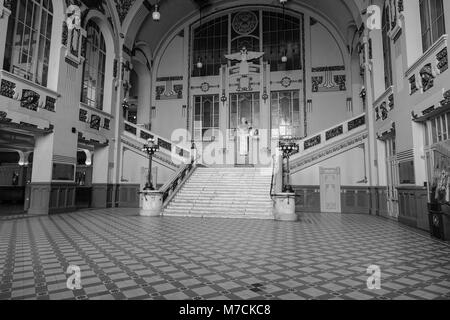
[221,90,227,105]
[307,99,313,113]
[262,88,269,103]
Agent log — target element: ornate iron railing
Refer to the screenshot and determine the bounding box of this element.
[160,163,196,206]
[270,154,283,199]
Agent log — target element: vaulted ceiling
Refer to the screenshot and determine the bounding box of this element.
[70,0,369,56]
[130,0,367,57]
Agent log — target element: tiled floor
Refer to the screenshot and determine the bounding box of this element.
[0,209,450,300]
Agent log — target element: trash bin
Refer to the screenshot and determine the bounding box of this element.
[428,204,450,241]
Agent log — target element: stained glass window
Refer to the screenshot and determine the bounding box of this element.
[271,91,301,138]
[263,11,301,72]
[192,16,228,77]
[194,95,220,141]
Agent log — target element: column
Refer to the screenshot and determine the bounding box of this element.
[363,29,380,186]
[135,63,151,126]
[28,133,54,215]
[91,145,110,208]
[111,50,131,204]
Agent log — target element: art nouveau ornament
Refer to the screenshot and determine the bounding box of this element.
[225,47,264,76]
[66,5,81,30]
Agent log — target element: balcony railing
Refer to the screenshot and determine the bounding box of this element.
[160,163,196,207]
[373,86,394,122]
[123,120,191,162]
[405,35,448,96]
[0,69,60,113]
[78,102,112,133]
[289,113,367,161]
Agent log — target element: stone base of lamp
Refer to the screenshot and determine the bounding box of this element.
[273,193,298,221]
[140,190,163,217]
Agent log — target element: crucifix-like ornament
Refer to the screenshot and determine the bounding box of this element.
[225,47,264,76]
[225,47,264,91]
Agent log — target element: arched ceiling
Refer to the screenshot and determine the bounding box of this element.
[128,0,367,57]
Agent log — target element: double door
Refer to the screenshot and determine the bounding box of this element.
[230,93,260,165]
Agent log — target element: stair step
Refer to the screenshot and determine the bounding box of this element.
[163,212,274,220]
[166,205,273,211]
[163,166,276,220]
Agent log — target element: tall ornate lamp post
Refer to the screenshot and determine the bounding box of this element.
[142,138,159,190]
[279,138,299,193]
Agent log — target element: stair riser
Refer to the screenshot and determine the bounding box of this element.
[163,167,276,220]
[167,205,273,211]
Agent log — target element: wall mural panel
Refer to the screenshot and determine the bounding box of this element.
[155,76,184,100]
[311,66,346,93]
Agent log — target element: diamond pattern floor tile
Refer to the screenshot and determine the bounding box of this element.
[0,208,449,300]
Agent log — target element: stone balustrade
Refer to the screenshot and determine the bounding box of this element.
[289,113,367,160]
[373,86,394,123]
[123,120,191,163]
[0,70,60,113]
[406,35,448,96]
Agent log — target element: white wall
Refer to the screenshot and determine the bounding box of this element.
[152,34,187,140]
[122,149,175,186]
[308,21,350,135]
[291,147,367,186]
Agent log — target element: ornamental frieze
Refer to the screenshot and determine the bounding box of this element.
[437,47,448,73]
[420,63,435,92]
[21,89,40,111]
[291,132,368,171]
[0,79,16,99]
[311,65,346,92]
[156,77,183,100]
[114,0,136,23]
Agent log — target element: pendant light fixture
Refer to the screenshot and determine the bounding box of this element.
[152,4,160,21]
[281,0,288,63]
[196,5,204,69]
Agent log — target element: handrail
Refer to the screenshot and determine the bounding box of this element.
[160,162,196,206]
[270,153,283,199]
[289,113,367,160]
[123,120,191,160]
[270,155,276,197]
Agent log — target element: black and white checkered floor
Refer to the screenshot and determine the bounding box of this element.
[1,209,449,300]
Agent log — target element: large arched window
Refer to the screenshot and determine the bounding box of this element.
[3,0,53,87]
[81,21,106,110]
[382,5,393,89]
[420,0,446,53]
[191,9,302,77]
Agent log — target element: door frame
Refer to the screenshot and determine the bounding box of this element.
[319,167,342,213]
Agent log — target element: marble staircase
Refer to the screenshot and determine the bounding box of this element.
[163,166,274,219]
